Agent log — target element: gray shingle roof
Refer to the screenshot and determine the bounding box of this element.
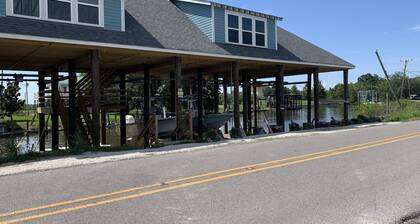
[0,0,353,69]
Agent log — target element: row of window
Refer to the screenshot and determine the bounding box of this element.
[227,13,266,48]
[9,0,101,26]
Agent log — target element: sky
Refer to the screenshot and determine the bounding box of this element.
[217,0,420,87]
[4,0,420,103]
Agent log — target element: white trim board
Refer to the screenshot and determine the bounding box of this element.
[0,32,355,69]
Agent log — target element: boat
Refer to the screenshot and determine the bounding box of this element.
[125,115,176,139]
[193,113,233,130]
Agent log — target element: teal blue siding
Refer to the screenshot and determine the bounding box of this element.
[214,7,225,43]
[0,0,5,16]
[175,1,213,40]
[267,19,277,49]
[104,0,122,31]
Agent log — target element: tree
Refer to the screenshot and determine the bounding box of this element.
[290,85,300,95]
[0,82,25,121]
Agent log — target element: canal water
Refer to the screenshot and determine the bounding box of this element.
[1,104,353,155]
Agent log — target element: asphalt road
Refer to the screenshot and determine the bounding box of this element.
[1,121,420,224]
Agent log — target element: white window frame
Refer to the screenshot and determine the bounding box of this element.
[6,0,104,27]
[225,11,267,48]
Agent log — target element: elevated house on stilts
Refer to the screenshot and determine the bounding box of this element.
[0,0,354,150]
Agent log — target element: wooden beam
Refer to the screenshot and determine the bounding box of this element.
[197,69,204,139]
[307,73,312,124]
[343,69,349,124]
[91,49,101,146]
[51,67,59,151]
[313,68,320,128]
[232,62,240,130]
[119,73,127,146]
[174,57,183,140]
[68,60,77,148]
[275,65,285,131]
[253,78,258,132]
[143,65,151,148]
[223,77,229,134]
[242,72,249,132]
[213,74,219,113]
[38,71,46,152]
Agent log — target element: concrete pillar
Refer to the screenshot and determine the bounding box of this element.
[275,65,285,131]
[343,69,349,124]
[144,65,151,148]
[313,68,320,128]
[119,73,127,146]
[90,50,101,146]
[38,71,46,152]
[68,60,77,148]
[51,67,59,151]
[307,73,312,124]
[197,69,204,138]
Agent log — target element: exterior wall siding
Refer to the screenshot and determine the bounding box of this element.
[267,18,277,49]
[0,0,5,16]
[175,1,213,40]
[214,7,225,43]
[104,0,122,31]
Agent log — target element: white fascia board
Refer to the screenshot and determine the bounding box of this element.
[0,32,355,69]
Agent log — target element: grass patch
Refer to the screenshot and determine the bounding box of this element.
[354,100,420,122]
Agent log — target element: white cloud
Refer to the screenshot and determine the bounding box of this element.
[411,25,420,31]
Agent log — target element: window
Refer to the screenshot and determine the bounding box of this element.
[48,0,71,21]
[225,12,267,48]
[227,14,239,43]
[13,0,39,17]
[7,0,104,27]
[78,0,99,25]
[242,17,252,45]
[255,20,266,47]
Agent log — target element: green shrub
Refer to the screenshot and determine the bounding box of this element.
[355,104,385,117]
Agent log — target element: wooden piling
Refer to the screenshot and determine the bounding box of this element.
[90,50,101,146]
[51,67,59,151]
[275,65,285,131]
[38,71,46,152]
[119,73,127,146]
[68,60,76,148]
[313,68,320,128]
[343,69,349,124]
[232,62,240,130]
[144,65,151,148]
[198,69,204,139]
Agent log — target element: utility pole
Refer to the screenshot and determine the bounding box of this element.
[400,59,411,99]
[375,51,401,107]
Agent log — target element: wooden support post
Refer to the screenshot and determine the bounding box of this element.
[119,73,127,146]
[197,69,204,139]
[247,79,252,133]
[144,65,151,148]
[242,72,249,132]
[232,62,240,130]
[213,74,219,113]
[343,69,349,124]
[101,110,107,144]
[313,68,320,128]
[51,67,59,151]
[174,57,183,140]
[275,65,285,131]
[253,78,258,132]
[68,60,76,148]
[170,72,176,113]
[223,77,229,134]
[38,71,46,152]
[90,50,101,146]
[307,73,312,124]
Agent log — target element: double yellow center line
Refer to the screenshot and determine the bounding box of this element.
[1,131,420,224]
